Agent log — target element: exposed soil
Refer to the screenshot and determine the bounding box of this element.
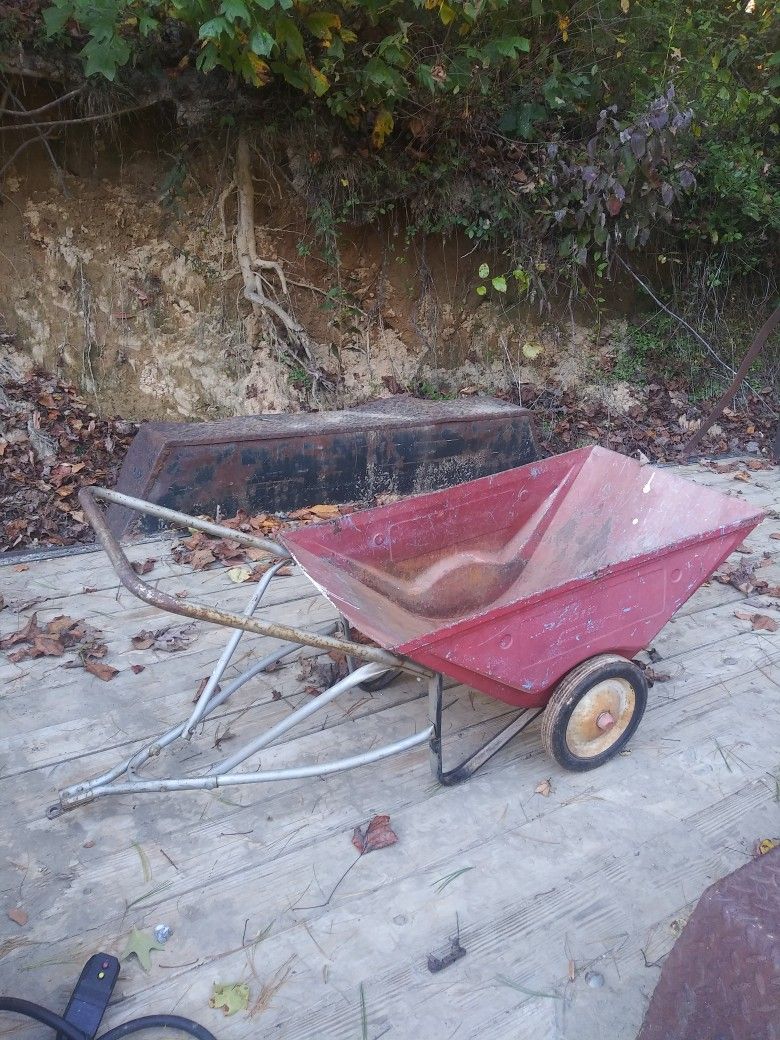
[1,118,777,552]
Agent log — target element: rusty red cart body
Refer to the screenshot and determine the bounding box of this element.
[50,446,765,816]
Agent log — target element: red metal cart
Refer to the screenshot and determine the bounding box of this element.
[49,446,764,816]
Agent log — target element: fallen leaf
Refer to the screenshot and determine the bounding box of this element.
[131,664,146,674]
[7,907,28,926]
[131,558,157,576]
[352,814,398,854]
[644,666,671,682]
[770,532,780,541]
[193,676,221,701]
[755,837,779,857]
[0,612,41,648]
[734,610,779,632]
[131,623,197,652]
[84,657,119,681]
[307,503,341,519]
[535,779,552,797]
[210,982,250,1016]
[122,928,165,972]
[190,547,216,570]
[227,565,252,584]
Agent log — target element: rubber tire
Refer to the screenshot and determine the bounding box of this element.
[541,653,648,772]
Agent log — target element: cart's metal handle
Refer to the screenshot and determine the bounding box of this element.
[78,486,428,674]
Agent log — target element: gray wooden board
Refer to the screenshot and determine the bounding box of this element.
[0,460,778,1040]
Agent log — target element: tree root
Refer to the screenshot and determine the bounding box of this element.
[234,130,328,391]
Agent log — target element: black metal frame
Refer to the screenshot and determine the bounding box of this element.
[428,674,544,785]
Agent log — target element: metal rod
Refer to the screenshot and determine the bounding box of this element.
[89,485,291,557]
[78,486,426,674]
[60,624,340,797]
[215,662,388,773]
[428,674,543,785]
[59,727,434,806]
[184,559,285,734]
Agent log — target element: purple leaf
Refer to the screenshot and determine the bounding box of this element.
[661,182,675,206]
[630,131,646,159]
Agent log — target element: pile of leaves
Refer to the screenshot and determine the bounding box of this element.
[529,384,779,463]
[0,374,137,551]
[171,501,346,574]
[0,611,119,679]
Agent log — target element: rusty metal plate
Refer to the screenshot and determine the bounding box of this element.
[638,847,780,1040]
[108,397,537,538]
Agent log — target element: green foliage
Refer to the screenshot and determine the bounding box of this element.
[30,0,780,286]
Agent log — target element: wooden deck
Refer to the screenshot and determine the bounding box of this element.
[1,460,779,1040]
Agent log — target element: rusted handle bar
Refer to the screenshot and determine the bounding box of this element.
[89,485,292,556]
[78,486,429,675]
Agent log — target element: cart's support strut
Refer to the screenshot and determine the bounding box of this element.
[428,675,543,785]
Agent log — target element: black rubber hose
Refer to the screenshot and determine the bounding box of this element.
[100,1016,218,1039]
[0,997,87,1039]
[0,999,218,1040]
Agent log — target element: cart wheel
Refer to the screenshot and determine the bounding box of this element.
[541,654,647,771]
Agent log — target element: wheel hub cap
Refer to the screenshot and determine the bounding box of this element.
[566,678,636,758]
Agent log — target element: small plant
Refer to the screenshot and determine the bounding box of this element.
[475,263,531,298]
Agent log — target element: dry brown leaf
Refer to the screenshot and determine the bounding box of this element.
[190,547,216,570]
[734,610,779,633]
[131,558,157,576]
[132,624,197,652]
[0,612,40,648]
[131,664,146,674]
[84,657,119,681]
[645,666,672,683]
[307,504,341,519]
[771,532,780,541]
[732,470,751,482]
[352,814,398,854]
[7,907,28,926]
[534,779,552,797]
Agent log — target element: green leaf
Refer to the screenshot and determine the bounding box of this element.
[491,275,507,293]
[522,341,543,359]
[305,12,341,40]
[276,15,304,61]
[363,56,401,90]
[478,262,490,278]
[475,284,487,296]
[439,2,456,25]
[81,35,130,80]
[199,17,228,39]
[219,0,250,23]
[309,64,330,97]
[482,36,531,64]
[210,982,250,1016]
[138,14,158,37]
[531,0,543,15]
[42,5,70,36]
[122,928,165,972]
[416,64,436,91]
[250,27,276,56]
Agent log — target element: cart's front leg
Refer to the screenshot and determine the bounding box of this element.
[428,674,543,785]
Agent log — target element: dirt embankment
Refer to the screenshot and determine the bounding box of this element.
[1,117,646,422]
